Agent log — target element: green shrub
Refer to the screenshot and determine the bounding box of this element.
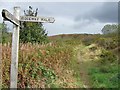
[37,62,56,84]
[96,37,118,50]
[82,37,95,46]
[99,49,117,64]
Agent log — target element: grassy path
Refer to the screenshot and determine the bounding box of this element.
[77,51,92,88]
[75,44,100,88]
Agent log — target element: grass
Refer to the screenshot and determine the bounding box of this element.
[71,41,119,88]
[89,65,119,88]
[1,33,119,88]
[88,49,119,88]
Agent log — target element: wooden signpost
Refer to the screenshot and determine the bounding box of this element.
[1,7,55,88]
[2,7,20,88]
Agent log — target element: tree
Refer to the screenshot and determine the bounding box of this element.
[102,24,118,34]
[101,24,119,48]
[0,23,12,43]
[20,6,48,44]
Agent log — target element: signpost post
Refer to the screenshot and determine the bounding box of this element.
[1,7,55,88]
[2,7,20,88]
[10,7,20,88]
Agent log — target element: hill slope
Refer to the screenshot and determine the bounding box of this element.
[1,33,119,88]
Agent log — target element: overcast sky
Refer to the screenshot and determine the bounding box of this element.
[0,1,118,36]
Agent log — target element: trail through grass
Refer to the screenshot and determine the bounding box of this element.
[74,44,98,88]
[77,50,92,88]
[75,44,119,88]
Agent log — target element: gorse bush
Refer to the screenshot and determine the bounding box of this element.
[82,36,95,46]
[96,37,118,50]
[99,49,117,64]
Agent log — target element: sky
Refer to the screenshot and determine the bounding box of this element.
[0,0,119,36]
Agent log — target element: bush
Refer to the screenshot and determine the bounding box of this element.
[99,49,117,64]
[20,25,49,44]
[96,37,118,50]
[82,36,95,46]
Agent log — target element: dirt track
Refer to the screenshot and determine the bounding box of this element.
[77,50,92,88]
[76,44,100,88]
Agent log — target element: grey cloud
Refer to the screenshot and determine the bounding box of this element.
[73,19,92,29]
[75,2,118,23]
[0,2,116,35]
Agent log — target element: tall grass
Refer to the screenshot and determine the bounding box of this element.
[2,40,80,88]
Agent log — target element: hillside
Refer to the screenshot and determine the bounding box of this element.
[1,33,120,88]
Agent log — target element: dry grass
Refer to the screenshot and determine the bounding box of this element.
[1,42,78,88]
